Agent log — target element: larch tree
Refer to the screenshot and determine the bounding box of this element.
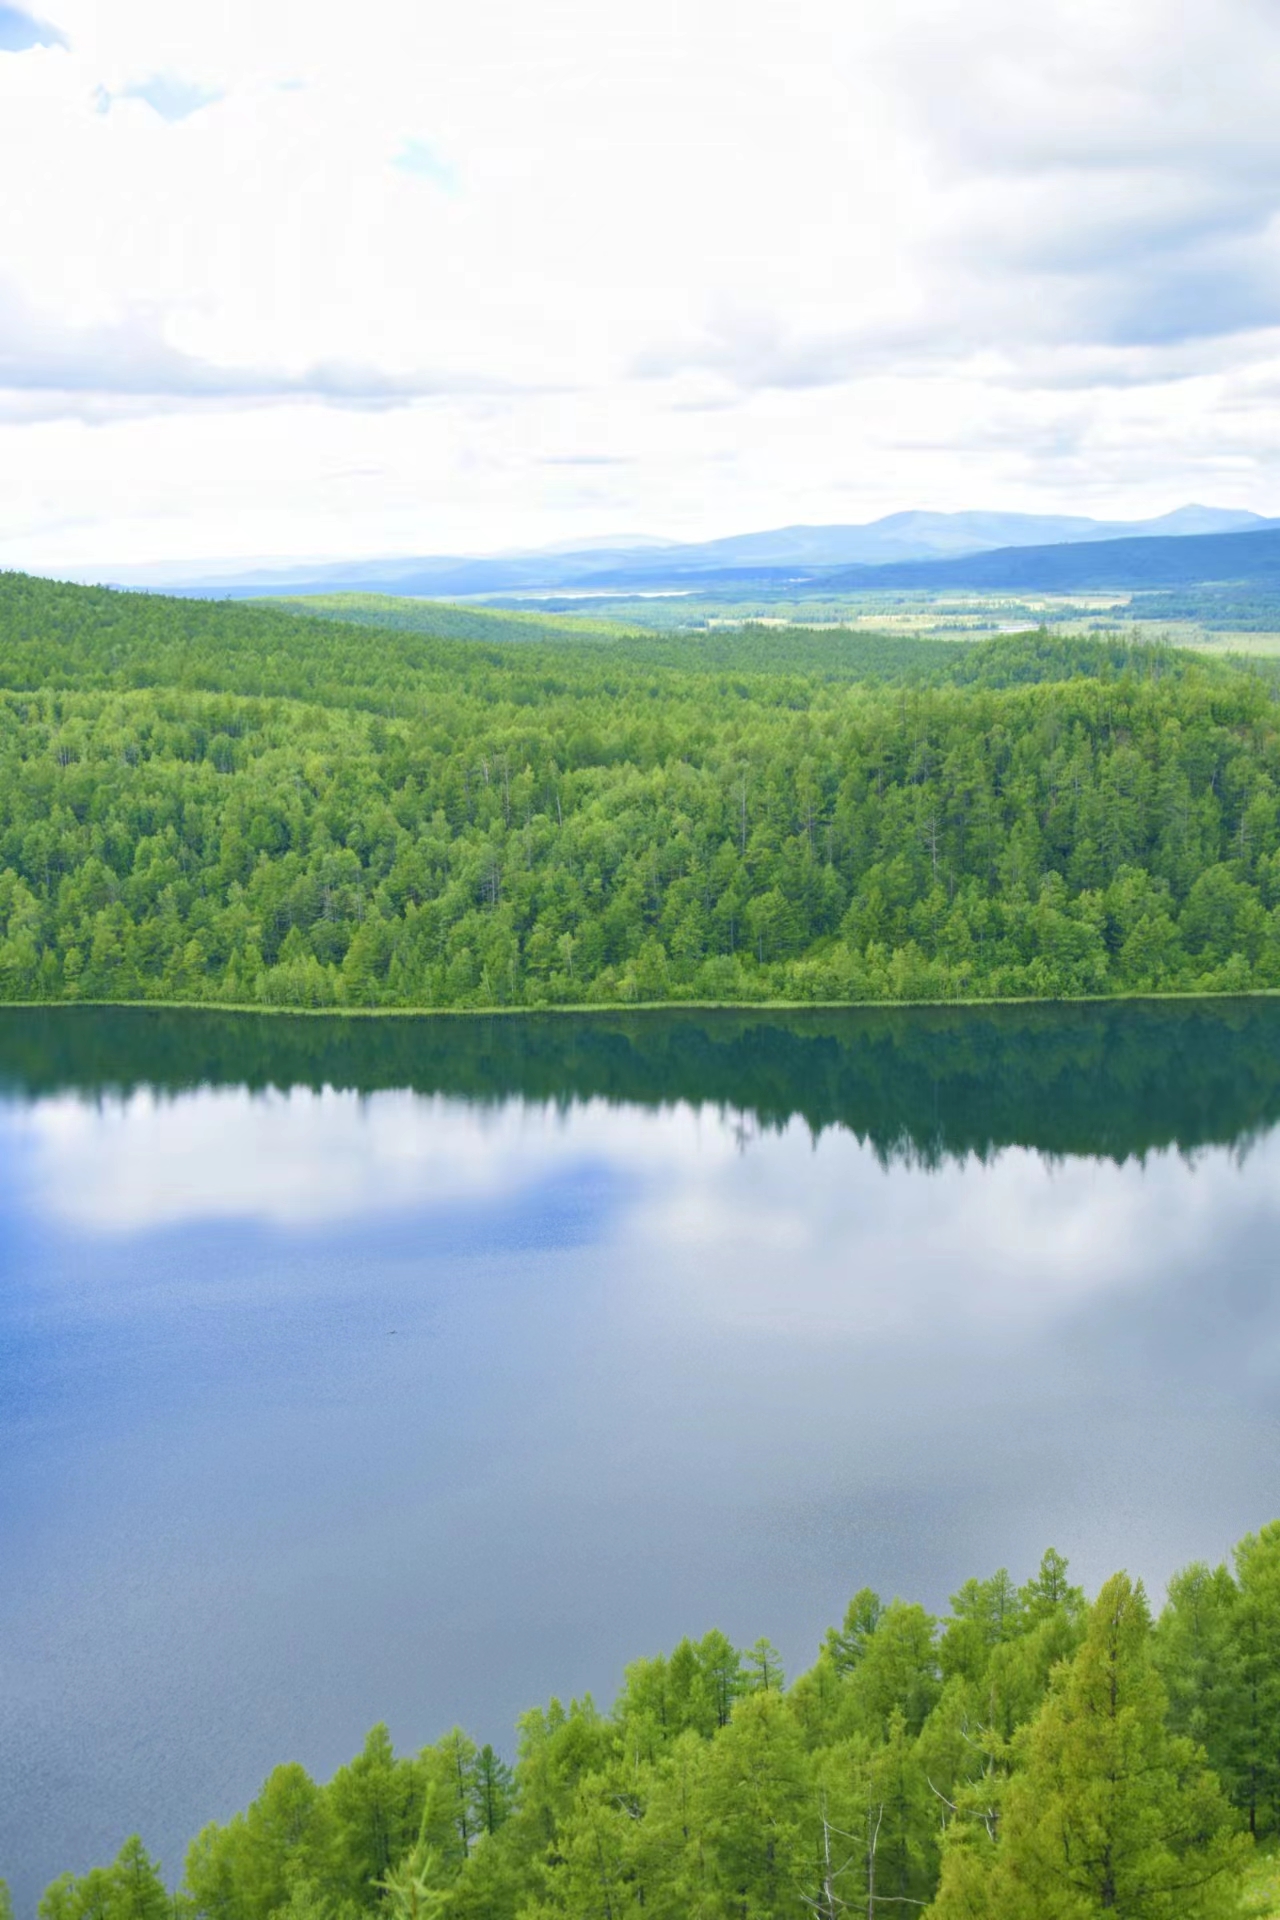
[1233,1521,1280,1838]
[928,1572,1249,1920]
[39,1840,170,1920]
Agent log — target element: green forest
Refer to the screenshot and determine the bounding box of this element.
[6,571,1280,1010]
[19,1522,1280,1920]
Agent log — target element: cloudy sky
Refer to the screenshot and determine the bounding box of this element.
[3,0,1280,569]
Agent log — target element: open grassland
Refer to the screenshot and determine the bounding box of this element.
[393,581,1280,653]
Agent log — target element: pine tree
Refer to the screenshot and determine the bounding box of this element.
[377,1842,447,1920]
[929,1573,1249,1919]
[823,1588,883,1677]
[325,1725,421,1904]
[417,1729,479,1874]
[694,1690,812,1918]
[1154,1560,1245,1821]
[473,1745,515,1837]
[39,1839,169,1920]
[108,1840,170,1920]
[1233,1521,1280,1837]
[813,1710,936,1916]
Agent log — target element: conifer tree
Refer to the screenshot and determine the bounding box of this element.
[417,1730,480,1874]
[472,1746,515,1838]
[325,1726,421,1904]
[1154,1560,1245,1820]
[813,1710,937,1916]
[823,1589,883,1677]
[929,1573,1249,1919]
[694,1690,811,1918]
[377,1841,447,1920]
[39,1839,169,1920]
[1233,1521,1280,1837]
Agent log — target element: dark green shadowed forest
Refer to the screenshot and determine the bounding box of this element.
[22,1522,1280,1920]
[7,572,1280,1010]
[7,997,1280,1165]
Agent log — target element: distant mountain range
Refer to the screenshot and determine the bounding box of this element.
[823,525,1280,593]
[611,505,1272,571]
[99,504,1276,600]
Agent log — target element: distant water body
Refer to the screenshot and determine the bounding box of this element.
[3,1003,1279,1912]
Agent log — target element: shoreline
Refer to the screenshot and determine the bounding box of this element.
[0,985,1276,1020]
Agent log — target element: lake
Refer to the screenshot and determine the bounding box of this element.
[3,1001,1280,1912]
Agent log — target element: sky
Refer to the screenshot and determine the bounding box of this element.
[3,0,1280,569]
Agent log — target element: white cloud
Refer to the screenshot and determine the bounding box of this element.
[0,279,515,419]
[3,0,1280,565]
[11,1086,614,1229]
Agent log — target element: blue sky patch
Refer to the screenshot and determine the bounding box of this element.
[393,138,459,193]
[0,4,67,51]
[116,73,224,121]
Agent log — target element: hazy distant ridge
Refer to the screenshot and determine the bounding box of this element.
[823,524,1280,593]
[104,504,1273,599]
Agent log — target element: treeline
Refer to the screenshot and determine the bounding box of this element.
[267,591,969,682]
[270,589,1209,687]
[1134,586,1280,633]
[27,1523,1280,1919]
[5,573,1280,1011]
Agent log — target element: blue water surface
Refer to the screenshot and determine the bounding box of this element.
[2,1006,1279,1912]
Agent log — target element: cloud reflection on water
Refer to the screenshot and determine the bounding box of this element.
[4,1078,1280,1915]
[10,1084,1275,1345]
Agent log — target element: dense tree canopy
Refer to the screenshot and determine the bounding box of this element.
[30,1524,1280,1920]
[4,572,1280,1012]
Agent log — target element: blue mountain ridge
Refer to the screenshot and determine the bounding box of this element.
[820,524,1280,593]
[101,505,1273,599]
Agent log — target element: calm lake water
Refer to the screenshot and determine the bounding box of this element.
[3,1002,1280,1910]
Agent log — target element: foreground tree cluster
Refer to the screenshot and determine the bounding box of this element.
[6,575,1280,1009]
[20,1522,1280,1920]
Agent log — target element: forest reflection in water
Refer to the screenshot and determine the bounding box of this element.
[1,1001,1279,1911]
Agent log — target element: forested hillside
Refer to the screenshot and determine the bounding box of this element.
[25,1523,1280,1919]
[4,571,1280,1010]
